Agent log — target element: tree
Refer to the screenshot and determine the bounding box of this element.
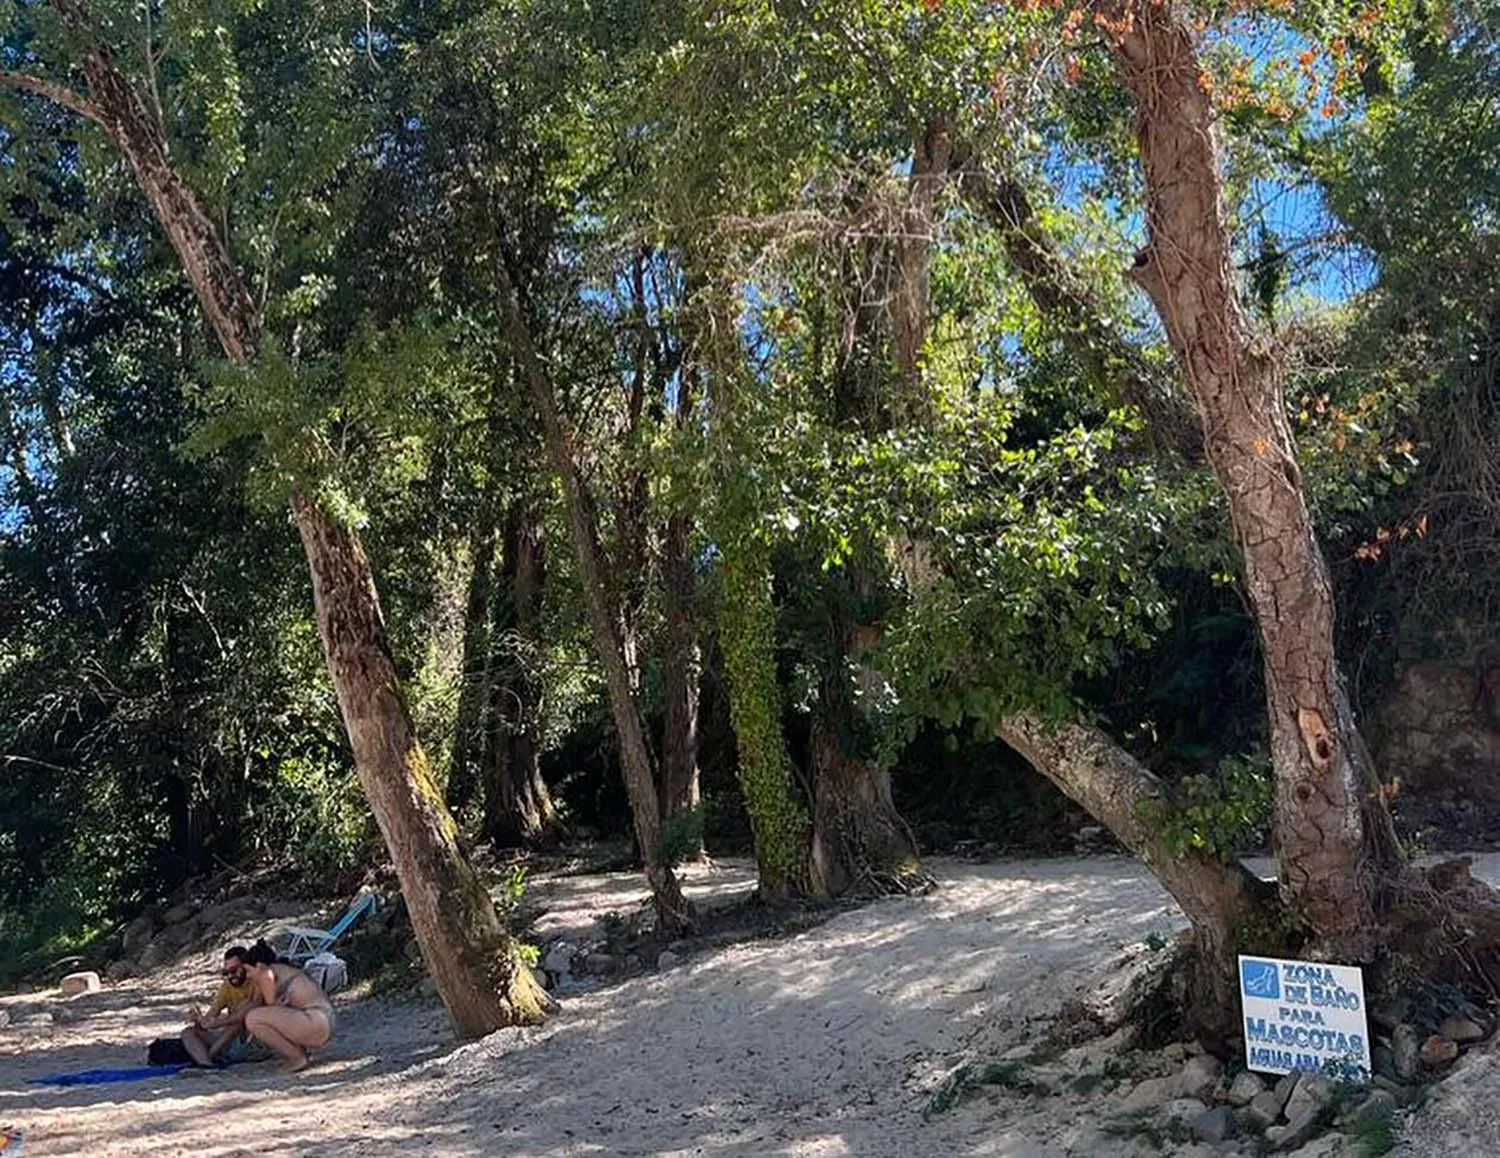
[0,0,544,1036]
[1089,0,1407,954]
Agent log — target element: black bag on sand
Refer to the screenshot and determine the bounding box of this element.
[147,1037,194,1066]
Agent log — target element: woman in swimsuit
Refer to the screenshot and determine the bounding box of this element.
[241,940,335,1072]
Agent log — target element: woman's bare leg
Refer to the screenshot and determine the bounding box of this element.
[245,1007,330,1071]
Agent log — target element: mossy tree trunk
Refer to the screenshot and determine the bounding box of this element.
[716,551,814,898]
[295,496,547,1034]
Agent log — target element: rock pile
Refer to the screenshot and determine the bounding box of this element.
[536,937,688,993]
[109,894,271,979]
[1117,1053,1406,1153]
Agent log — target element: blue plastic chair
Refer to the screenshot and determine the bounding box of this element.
[268,889,379,964]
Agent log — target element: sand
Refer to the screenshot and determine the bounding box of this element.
[3,854,1498,1157]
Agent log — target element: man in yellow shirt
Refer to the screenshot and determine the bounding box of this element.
[180,945,257,1066]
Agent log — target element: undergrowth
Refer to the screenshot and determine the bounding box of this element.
[922,1060,1039,1118]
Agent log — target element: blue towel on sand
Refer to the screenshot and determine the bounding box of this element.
[27,1064,186,1087]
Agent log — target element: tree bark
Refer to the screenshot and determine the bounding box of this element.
[495,257,695,933]
[889,119,951,420]
[805,599,925,897]
[16,14,545,1035]
[293,496,546,1033]
[1097,0,1405,955]
[659,509,704,857]
[482,496,562,849]
[446,515,497,815]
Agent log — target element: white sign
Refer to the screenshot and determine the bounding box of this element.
[1238,955,1371,1077]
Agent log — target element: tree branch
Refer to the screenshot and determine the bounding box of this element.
[0,69,103,125]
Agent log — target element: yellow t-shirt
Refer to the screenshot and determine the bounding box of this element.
[211,979,256,1015]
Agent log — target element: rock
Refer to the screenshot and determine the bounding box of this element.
[1266,1075,1333,1152]
[417,976,439,998]
[541,942,575,975]
[161,901,198,926]
[1243,1090,1284,1131]
[1273,1071,1301,1112]
[1122,1075,1180,1111]
[0,1009,10,1029]
[1283,1074,1333,1125]
[1074,826,1107,852]
[1438,1015,1486,1044]
[1191,1105,1236,1143]
[154,921,199,952]
[1161,1097,1209,1124]
[18,1012,54,1028]
[1371,1045,1396,1080]
[1264,1119,1310,1151]
[137,940,169,971]
[106,959,137,982]
[623,954,644,973]
[656,949,681,970]
[1227,1069,1266,1107]
[1371,1074,1418,1105]
[1286,1137,1344,1158]
[403,937,423,964]
[59,971,101,998]
[1162,1041,1189,1064]
[1178,1053,1223,1100]
[1393,1023,1423,1081]
[582,952,619,977]
[121,916,156,956]
[1420,1033,1460,1068]
[1343,1088,1397,1129]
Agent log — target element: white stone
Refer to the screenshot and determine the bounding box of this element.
[60,971,101,998]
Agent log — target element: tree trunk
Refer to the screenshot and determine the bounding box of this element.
[9,18,546,1035]
[659,509,704,859]
[997,711,1279,1041]
[1097,0,1405,955]
[800,134,937,897]
[806,609,925,897]
[716,548,813,898]
[446,515,497,815]
[697,270,814,897]
[888,119,951,420]
[482,497,562,849]
[495,258,695,933]
[294,496,546,1035]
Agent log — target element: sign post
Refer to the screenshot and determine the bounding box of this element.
[1238,955,1371,1078]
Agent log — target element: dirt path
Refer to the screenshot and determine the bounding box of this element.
[3,854,1497,1157]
